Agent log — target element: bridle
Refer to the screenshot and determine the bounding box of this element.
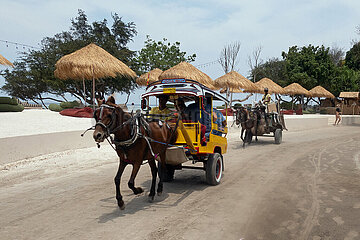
[94,104,117,137]
[236,107,248,125]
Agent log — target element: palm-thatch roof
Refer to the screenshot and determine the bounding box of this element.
[54,43,136,80]
[136,68,162,86]
[339,92,359,98]
[158,62,216,89]
[252,78,285,94]
[214,71,259,92]
[0,53,14,67]
[220,87,243,94]
[309,86,335,98]
[283,83,311,96]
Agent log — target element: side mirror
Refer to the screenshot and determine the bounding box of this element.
[141,99,147,110]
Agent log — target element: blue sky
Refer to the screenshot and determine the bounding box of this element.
[0,0,359,103]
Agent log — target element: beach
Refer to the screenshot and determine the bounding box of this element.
[0,109,92,138]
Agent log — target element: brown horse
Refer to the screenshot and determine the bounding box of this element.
[235,107,255,146]
[235,106,264,146]
[93,96,178,210]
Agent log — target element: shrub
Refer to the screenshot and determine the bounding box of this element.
[60,100,80,109]
[0,96,18,105]
[233,103,242,109]
[49,103,64,112]
[319,109,328,114]
[280,101,300,110]
[0,103,24,112]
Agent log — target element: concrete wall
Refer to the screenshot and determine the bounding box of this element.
[284,118,329,132]
[0,130,95,166]
[341,115,360,125]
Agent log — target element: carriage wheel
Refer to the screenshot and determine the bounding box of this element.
[205,153,223,185]
[157,162,175,182]
[274,129,282,144]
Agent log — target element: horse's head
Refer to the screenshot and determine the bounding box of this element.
[93,96,125,143]
[235,107,248,125]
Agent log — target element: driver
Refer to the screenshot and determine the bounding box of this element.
[262,87,271,107]
[261,88,271,127]
[149,95,172,121]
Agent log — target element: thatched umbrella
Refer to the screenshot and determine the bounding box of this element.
[252,78,285,94]
[0,53,14,67]
[136,68,162,86]
[309,86,335,98]
[158,62,216,89]
[339,92,359,98]
[220,87,243,94]
[214,71,259,92]
[282,83,311,110]
[54,43,137,106]
[283,83,311,96]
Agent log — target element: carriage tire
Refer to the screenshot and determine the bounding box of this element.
[274,129,282,144]
[206,153,223,185]
[157,162,175,182]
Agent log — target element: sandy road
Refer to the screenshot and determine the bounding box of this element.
[0,126,360,240]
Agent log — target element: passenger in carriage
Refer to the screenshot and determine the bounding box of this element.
[184,97,211,145]
[149,95,172,121]
[175,98,188,119]
[212,108,226,136]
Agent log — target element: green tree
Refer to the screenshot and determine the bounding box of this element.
[281,45,336,90]
[250,58,288,86]
[132,35,196,74]
[331,66,360,96]
[345,41,360,71]
[1,9,137,105]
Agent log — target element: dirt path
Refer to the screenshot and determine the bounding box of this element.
[0,126,359,240]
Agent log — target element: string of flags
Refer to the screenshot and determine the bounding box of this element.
[194,58,221,69]
[0,39,40,51]
[1,38,222,70]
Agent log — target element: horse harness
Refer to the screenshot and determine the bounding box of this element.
[94,104,173,161]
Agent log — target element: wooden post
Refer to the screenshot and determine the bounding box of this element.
[82,78,86,106]
[92,78,95,108]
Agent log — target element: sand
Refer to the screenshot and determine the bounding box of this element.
[0,109,93,138]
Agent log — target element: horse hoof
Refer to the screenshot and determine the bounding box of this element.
[148,196,154,203]
[118,201,125,210]
[136,187,144,194]
[157,192,162,196]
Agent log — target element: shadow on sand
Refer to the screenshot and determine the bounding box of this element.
[230,137,281,150]
[97,169,208,223]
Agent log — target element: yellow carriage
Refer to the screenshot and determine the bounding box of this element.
[141,79,229,185]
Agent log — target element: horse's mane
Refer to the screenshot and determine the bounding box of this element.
[106,101,131,121]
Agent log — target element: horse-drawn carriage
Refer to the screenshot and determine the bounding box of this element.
[234,102,286,146]
[90,79,228,209]
[141,79,229,185]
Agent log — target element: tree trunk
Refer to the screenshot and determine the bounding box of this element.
[125,92,131,105]
[38,94,48,109]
